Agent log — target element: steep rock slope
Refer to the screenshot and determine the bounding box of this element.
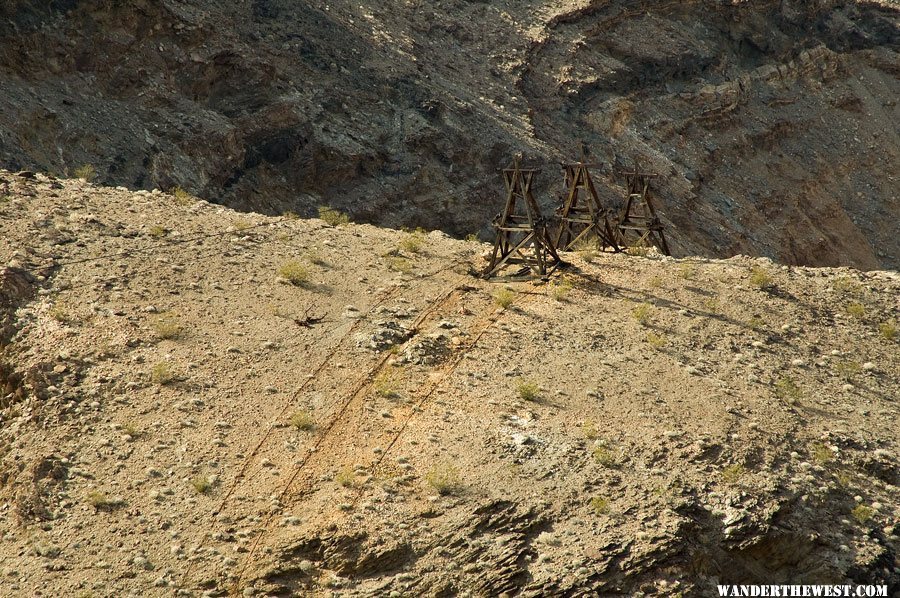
[0,170,898,596]
[0,0,898,269]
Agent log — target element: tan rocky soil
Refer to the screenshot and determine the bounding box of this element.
[0,170,898,596]
[1,1,898,269]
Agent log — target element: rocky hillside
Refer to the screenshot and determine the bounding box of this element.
[0,170,898,596]
[0,0,898,269]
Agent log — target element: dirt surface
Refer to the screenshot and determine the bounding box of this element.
[0,0,898,269]
[0,170,898,596]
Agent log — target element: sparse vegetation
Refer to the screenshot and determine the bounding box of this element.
[493,288,516,310]
[399,232,425,254]
[879,320,897,341]
[49,304,73,324]
[318,206,349,226]
[549,277,573,302]
[835,470,853,488]
[515,379,540,402]
[374,368,401,399]
[289,410,315,432]
[590,496,610,515]
[150,361,176,386]
[581,420,599,440]
[626,244,649,257]
[282,210,299,220]
[388,257,414,274]
[835,360,861,381]
[774,376,802,405]
[746,315,765,331]
[425,463,461,495]
[73,164,96,181]
[171,186,195,205]
[232,217,251,231]
[678,263,696,280]
[810,442,833,466]
[190,476,212,494]
[645,332,666,349]
[152,314,183,340]
[749,266,773,289]
[846,302,866,320]
[278,260,310,286]
[721,463,746,485]
[86,491,121,511]
[465,233,480,243]
[335,467,356,488]
[832,277,862,296]
[851,504,874,525]
[632,303,652,325]
[148,225,167,238]
[123,422,145,439]
[592,445,619,468]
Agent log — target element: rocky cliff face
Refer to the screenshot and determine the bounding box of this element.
[0,0,898,268]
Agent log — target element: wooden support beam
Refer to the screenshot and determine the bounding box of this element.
[484,158,563,278]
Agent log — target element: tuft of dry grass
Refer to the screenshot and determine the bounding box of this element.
[774,376,801,405]
[86,491,122,511]
[289,410,315,432]
[632,303,652,326]
[278,261,310,286]
[592,445,619,468]
[318,206,349,226]
[425,463,462,496]
[645,332,666,349]
[494,288,516,310]
[721,463,746,485]
[388,257,413,274]
[878,320,896,341]
[749,266,773,289]
[152,314,183,340]
[374,368,401,399]
[590,496,610,515]
[678,263,696,280]
[810,442,833,466]
[845,302,866,320]
[549,277,573,302]
[74,164,96,182]
[49,304,74,324]
[851,504,874,525]
[190,476,212,494]
[171,186,196,205]
[399,232,425,254]
[335,467,356,488]
[232,217,252,231]
[515,379,540,402]
[150,361,176,386]
[626,244,649,257]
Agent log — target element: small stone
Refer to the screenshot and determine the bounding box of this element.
[133,555,153,570]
